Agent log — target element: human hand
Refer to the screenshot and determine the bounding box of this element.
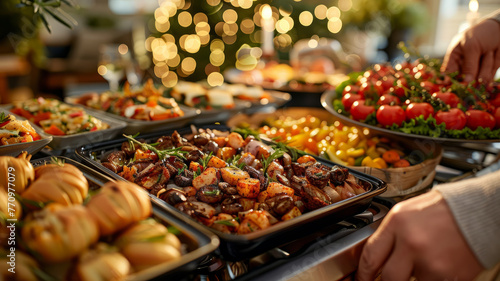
[356,190,484,281]
[441,19,500,83]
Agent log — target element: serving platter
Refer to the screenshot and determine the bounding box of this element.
[65,96,200,135]
[75,124,387,261]
[241,90,292,115]
[0,108,53,156]
[2,104,127,150]
[30,156,219,281]
[321,90,500,144]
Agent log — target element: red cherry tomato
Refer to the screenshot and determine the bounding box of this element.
[342,93,363,111]
[435,108,466,130]
[494,108,500,128]
[406,102,434,120]
[342,85,360,96]
[489,94,500,108]
[465,110,495,130]
[380,76,396,91]
[377,94,399,105]
[432,91,461,107]
[389,86,406,98]
[350,100,375,122]
[376,105,406,127]
[420,81,440,94]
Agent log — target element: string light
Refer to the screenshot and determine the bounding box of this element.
[149,0,345,87]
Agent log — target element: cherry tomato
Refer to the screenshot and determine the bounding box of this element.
[377,94,399,105]
[376,105,406,127]
[420,81,440,94]
[342,93,363,111]
[380,76,396,91]
[389,86,406,98]
[465,110,495,130]
[405,102,434,120]
[432,91,461,107]
[342,85,360,96]
[350,100,375,122]
[489,94,500,108]
[359,81,384,98]
[435,108,466,130]
[494,108,500,128]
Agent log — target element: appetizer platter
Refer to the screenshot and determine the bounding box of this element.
[75,125,386,260]
[0,109,52,156]
[324,59,500,142]
[0,154,218,280]
[224,64,347,94]
[5,98,126,150]
[227,107,442,197]
[65,80,200,134]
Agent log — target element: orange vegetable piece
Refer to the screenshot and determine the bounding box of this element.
[44,124,65,136]
[297,155,316,164]
[393,159,410,168]
[382,150,400,164]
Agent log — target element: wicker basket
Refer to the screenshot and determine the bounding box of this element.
[227,107,443,198]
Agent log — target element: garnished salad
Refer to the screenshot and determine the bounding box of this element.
[11,98,109,136]
[0,112,41,145]
[334,55,500,140]
[73,79,185,121]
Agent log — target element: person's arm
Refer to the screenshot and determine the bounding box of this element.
[441,10,500,83]
[356,170,500,281]
[434,170,500,269]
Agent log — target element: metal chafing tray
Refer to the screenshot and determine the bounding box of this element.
[65,96,200,134]
[30,156,219,280]
[2,104,127,150]
[74,125,387,261]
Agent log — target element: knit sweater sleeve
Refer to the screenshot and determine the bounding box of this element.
[434,170,500,269]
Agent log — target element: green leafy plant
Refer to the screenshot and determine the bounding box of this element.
[17,0,78,33]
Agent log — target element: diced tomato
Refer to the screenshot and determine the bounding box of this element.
[0,120,10,128]
[32,111,52,124]
[68,111,84,118]
[10,108,34,120]
[90,126,98,131]
[44,124,66,136]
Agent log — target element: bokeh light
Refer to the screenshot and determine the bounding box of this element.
[299,11,313,26]
[314,5,327,20]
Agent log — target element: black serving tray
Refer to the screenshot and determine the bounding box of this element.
[75,125,387,261]
[31,156,219,280]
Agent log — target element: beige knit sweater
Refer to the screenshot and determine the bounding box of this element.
[434,169,500,269]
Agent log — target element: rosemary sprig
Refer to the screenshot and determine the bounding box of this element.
[232,127,261,141]
[272,142,306,162]
[123,134,188,160]
[228,154,245,170]
[261,147,286,174]
[198,151,213,168]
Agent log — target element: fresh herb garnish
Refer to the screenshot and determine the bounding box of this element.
[203,189,220,196]
[272,142,306,162]
[0,112,10,124]
[261,147,286,174]
[123,134,188,160]
[228,154,245,170]
[232,127,261,141]
[198,151,213,168]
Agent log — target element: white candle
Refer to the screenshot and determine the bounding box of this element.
[261,4,274,56]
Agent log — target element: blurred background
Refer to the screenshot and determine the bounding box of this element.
[0,0,499,104]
